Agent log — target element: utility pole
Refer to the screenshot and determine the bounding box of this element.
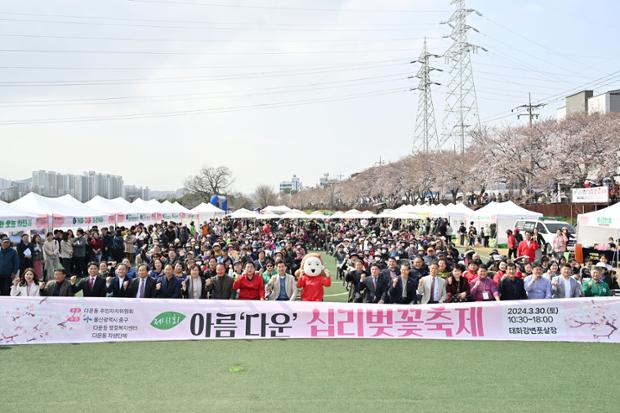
[411,37,442,153]
[441,0,487,154]
[375,156,385,167]
[512,92,545,127]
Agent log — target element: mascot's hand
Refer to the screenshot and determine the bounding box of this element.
[323,269,330,278]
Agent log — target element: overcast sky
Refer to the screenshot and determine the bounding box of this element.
[1,0,618,193]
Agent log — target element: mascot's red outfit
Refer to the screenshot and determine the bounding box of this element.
[297,253,331,302]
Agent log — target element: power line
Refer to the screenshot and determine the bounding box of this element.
[125,0,449,14]
[0,88,407,126]
[0,47,422,56]
[0,17,437,32]
[0,78,407,107]
[0,32,440,45]
[0,71,410,88]
[0,58,405,71]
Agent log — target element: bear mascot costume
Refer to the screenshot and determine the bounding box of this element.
[297,253,331,302]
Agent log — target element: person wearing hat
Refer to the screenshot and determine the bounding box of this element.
[0,236,19,296]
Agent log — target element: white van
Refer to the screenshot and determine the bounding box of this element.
[514,219,576,253]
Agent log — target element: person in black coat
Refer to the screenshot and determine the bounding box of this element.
[70,262,107,297]
[380,257,400,287]
[345,259,365,303]
[388,262,419,304]
[498,270,527,300]
[359,263,388,304]
[16,234,35,273]
[126,264,157,298]
[155,264,182,298]
[105,263,131,297]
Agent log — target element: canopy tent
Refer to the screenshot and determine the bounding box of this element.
[261,205,292,215]
[0,200,44,232]
[255,212,281,220]
[228,208,258,219]
[280,210,309,219]
[309,211,328,219]
[577,202,620,247]
[443,202,475,228]
[191,202,225,221]
[11,193,113,229]
[466,201,542,244]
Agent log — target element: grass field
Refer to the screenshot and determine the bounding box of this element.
[1,253,619,413]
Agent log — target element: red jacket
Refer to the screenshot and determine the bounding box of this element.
[517,240,539,263]
[297,275,331,302]
[232,273,264,300]
[507,234,517,249]
[463,270,478,283]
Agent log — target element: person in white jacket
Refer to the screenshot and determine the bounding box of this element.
[10,268,40,296]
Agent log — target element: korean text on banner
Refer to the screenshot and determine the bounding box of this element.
[1,297,619,345]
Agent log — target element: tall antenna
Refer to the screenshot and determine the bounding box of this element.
[440,0,487,153]
[411,37,442,153]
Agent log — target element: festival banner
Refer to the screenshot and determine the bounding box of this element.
[571,186,609,203]
[1,297,618,345]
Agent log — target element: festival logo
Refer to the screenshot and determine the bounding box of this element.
[150,311,186,330]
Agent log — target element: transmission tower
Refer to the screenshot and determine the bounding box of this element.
[440,0,487,153]
[411,37,442,153]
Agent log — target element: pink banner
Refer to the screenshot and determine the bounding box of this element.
[1,297,618,345]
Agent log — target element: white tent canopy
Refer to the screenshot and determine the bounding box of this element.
[577,203,620,247]
[191,202,225,221]
[261,205,291,214]
[467,201,542,244]
[0,200,42,232]
[443,202,474,228]
[12,193,112,229]
[228,208,258,219]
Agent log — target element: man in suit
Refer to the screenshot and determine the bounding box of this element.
[388,262,418,304]
[155,264,182,298]
[70,262,106,297]
[127,264,157,298]
[417,263,446,304]
[39,268,74,296]
[359,263,388,304]
[106,263,131,298]
[266,260,297,301]
[206,262,234,299]
[380,257,400,287]
[552,263,583,299]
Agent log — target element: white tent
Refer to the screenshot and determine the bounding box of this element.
[12,193,112,229]
[228,208,258,219]
[309,211,328,219]
[0,200,43,232]
[467,201,542,244]
[577,202,620,247]
[191,202,225,221]
[261,205,292,215]
[443,202,474,228]
[256,212,281,220]
[280,210,309,219]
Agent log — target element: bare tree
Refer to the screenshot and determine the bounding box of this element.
[253,185,278,209]
[184,166,234,202]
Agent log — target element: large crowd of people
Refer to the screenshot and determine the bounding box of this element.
[0,217,617,303]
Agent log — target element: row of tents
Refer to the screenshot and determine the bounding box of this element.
[0,193,226,232]
[0,194,617,247]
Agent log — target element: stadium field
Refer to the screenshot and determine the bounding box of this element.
[1,254,618,413]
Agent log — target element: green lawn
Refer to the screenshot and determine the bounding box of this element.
[1,251,618,413]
